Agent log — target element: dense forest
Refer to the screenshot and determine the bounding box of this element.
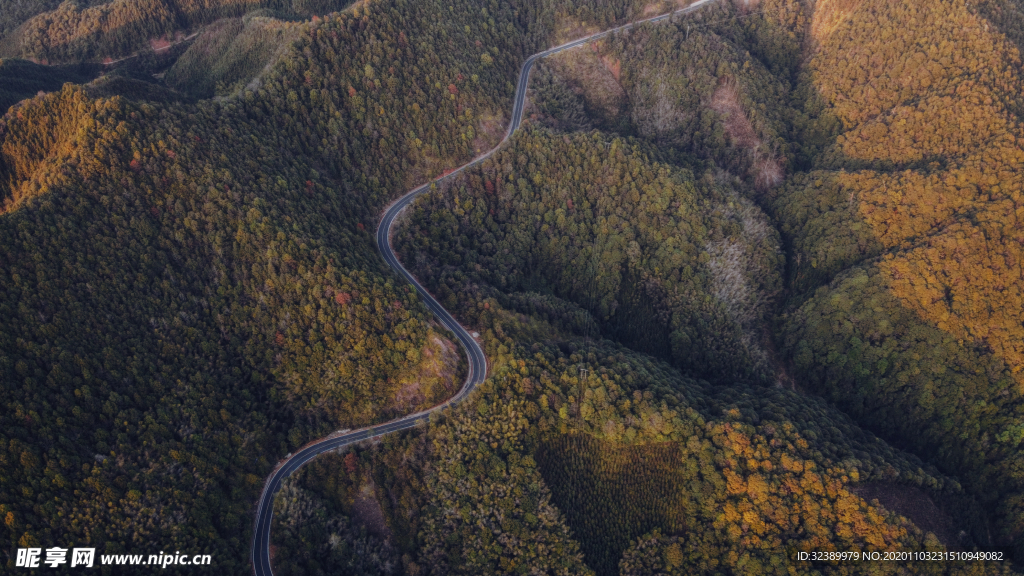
[162,13,303,99]
[0,0,62,42]
[0,0,663,565]
[395,128,783,386]
[540,2,795,185]
[763,0,1024,554]
[0,0,350,64]
[519,0,1024,562]
[4,0,1024,572]
[273,296,1010,575]
[278,0,1024,559]
[0,0,659,569]
[0,58,102,112]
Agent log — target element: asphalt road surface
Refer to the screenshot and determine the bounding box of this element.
[251,1,716,573]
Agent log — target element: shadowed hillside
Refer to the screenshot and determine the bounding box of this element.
[4,0,1024,572]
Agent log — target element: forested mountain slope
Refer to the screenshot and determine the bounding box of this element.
[0,0,351,64]
[539,0,796,185]
[385,0,1024,568]
[0,0,61,43]
[395,129,783,386]
[0,58,103,112]
[764,0,1024,551]
[273,294,1010,576]
[532,0,1024,557]
[3,0,1024,572]
[0,0,656,568]
[162,13,303,99]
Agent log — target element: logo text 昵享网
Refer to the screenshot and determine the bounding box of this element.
[16,547,212,568]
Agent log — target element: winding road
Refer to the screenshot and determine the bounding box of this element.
[250,1,715,573]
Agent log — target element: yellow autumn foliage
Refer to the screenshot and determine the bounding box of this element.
[779,0,1024,548]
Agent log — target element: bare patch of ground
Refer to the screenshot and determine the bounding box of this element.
[751,148,784,190]
[400,109,502,190]
[810,0,865,45]
[851,483,962,547]
[641,0,691,15]
[552,18,603,45]
[710,76,784,189]
[600,53,622,83]
[711,77,760,148]
[473,110,505,154]
[642,3,664,17]
[629,70,693,139]
[731,0,761,11]
[547,47,627,124]
[351,482,391,540]
[150,37,173,52]
[393,332,461,412]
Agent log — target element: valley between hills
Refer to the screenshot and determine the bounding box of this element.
[2,0,1024,574]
